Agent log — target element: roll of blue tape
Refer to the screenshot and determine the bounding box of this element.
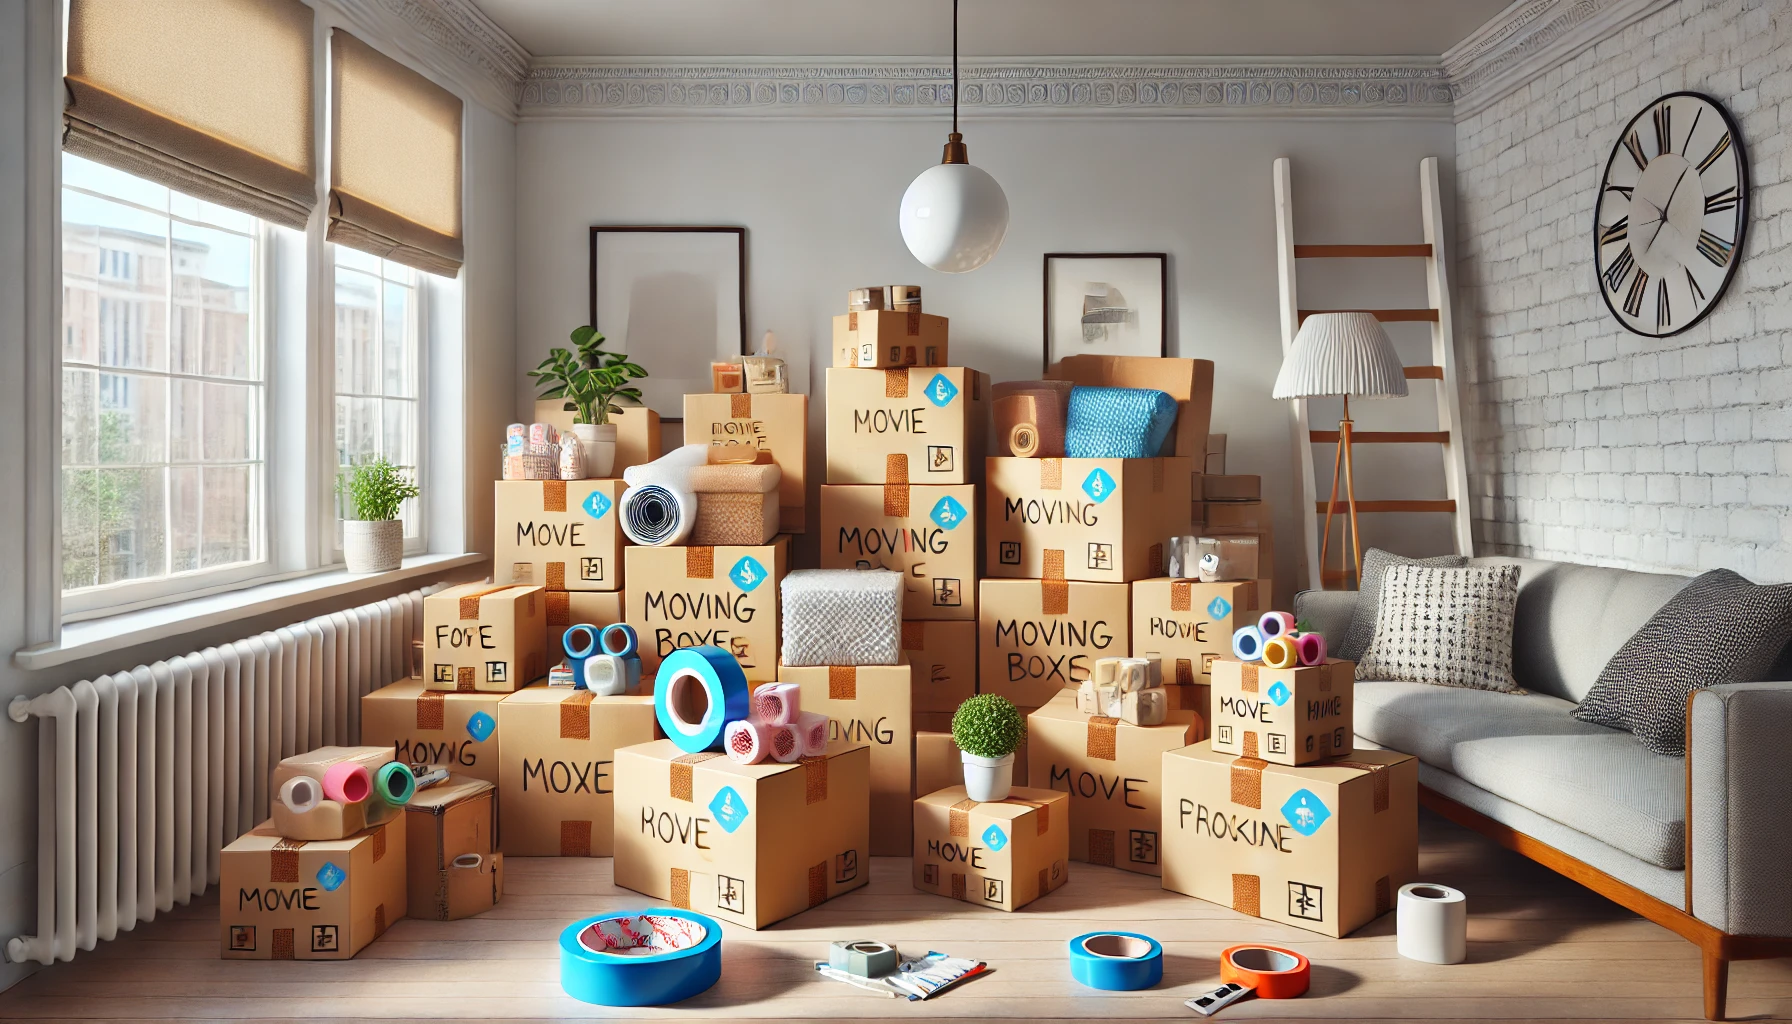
[1064,386,1179,459]
[559,909,722,1006]
[654,646,751,753]
[1232,625,1265,662]
[564,624,600,690]
[601,623,640,659]
[1068,931,1163,991]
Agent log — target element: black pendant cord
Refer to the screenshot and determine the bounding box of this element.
[952,0,958,135]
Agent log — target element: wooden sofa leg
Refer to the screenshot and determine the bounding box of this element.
[1703,949,1729,1020]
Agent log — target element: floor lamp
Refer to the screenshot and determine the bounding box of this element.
[1273,311,1408,589]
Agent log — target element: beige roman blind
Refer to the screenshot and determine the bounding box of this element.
[64,0,317,229]
[328,29,464,276]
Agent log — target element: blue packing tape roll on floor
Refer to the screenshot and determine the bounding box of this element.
[560,909,722,1006]
[1064,386,1179,459]
[601,623,640,659]
[1068,931,1164,991]
[654,646,751,753]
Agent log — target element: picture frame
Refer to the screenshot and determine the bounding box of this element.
[1042,252,1168,372]
[589,226,746,420]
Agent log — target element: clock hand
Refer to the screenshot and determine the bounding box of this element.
[1659,168,1690,220]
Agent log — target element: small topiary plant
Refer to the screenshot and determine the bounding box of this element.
[339,456,420,521]
[951,694,1025,759]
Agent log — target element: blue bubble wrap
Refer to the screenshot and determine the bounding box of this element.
[1064,386,1178,458]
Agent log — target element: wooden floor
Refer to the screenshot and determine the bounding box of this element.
[2,811,1788,1023]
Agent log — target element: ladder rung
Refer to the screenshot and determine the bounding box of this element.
[1293,244,1433,258]
[1315,499,1457,514]
[1299,308,1439,324]
[1404,365,1444,380]
[1310,431,1450,444]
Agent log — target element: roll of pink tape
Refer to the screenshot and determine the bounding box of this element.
[752,682,800,727]
[1295,632,1327,667]
[724,719,769,764]
[796,711,829,756]
[1258,611,1296,641]
[321,762,371,805]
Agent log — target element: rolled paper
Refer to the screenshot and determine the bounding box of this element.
[724,719,770,764]
[1397,883,1469,965]
[1262,636,1300,670]
[1258,611,1296,641]
[653,646,752,753]
[374,761,416,806]
[1009,421,1041,457]
[321,762,371,805]
[752,682,801,727]
[1231,625,1265,662]
[278,775,320,814]
[600,623,640,659]
[620,444,708,547]
[767,723,803,763]
[796,711,829,756]
[584,653,629,697]
[1294,632,1327,667]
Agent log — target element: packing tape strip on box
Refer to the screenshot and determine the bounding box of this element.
[559,909,722,1006]
[654,646,751,753]
[1067,931,1163,991]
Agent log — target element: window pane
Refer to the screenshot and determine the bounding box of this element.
[336,395,380,466]
[169,465,201,573]
[335,244,380,275]
[382,258,416,285]
[63,368,98,467]
[383,283,413,397]
[201,465,253,568]
[95,466,165,586]
[61,468,102,591]
[63,153,168,210]
[334,268,379,395]
[169,193,254,233]
[382,399,414,466]
[172,220,255,380]
[64,191,169,373]
[203,382,258,462]
[97,372,167,465]
[170,377,202,463]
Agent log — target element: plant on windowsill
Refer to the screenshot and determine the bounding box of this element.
[952,694,1026,802]
[528,325,648,479]
[338,456,420,574]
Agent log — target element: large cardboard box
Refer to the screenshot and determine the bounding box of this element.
[613,739,872,929]
[987,457,1192,584]
[1025,690,1199,876]
[912,786,1069,912]
[533,399,661,478]
[683,392,809,533]
[493,479,627,592]
[1046,355,1214,461]
[1210,657,1355,766]
[1162,743,1417,937]
[901,619,977,716]
[220,817,406,959]
[832,310,948,368]
[362,681,506,787]
[544,590,624,659]
[819,484,977,620]
[978,578,1128,711]
[825,367,989,486]
[1130,578,1271,727]
[496,688,658,857]
[404,774,502,921]
[423,584,547,694]
[625,539,786,684]
[914,731,961,798]
[771,663,913,856]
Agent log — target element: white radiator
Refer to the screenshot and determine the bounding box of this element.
[5,586,440,966]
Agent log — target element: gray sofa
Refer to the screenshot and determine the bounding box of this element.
[1295,555,1792,1021]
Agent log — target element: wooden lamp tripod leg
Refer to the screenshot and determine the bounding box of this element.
[1319,406,1346,589]
[1341,395,1362,588]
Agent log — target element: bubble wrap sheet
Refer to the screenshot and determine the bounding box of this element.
[1064,386,1178,458]
[779,569,904,667]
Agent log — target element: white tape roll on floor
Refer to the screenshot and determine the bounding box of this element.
[1397,882,1468,964]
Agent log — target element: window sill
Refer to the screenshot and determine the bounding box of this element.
[13,553,486,671]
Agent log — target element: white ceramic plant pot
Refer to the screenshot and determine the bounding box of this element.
[575,422,618,478]
[961,751,1016,803]
[343,519,404,574]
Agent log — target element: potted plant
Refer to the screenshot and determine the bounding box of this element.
[529,325,648,478]
[952,694,1026,802]
[338,456,420,573]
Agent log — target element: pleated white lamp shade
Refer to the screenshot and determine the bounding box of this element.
[1272,311,1410,399]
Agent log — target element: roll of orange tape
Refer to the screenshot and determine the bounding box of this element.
[1219,945,1310,999]
[1261,636,1300,670]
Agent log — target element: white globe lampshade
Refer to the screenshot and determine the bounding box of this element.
[899,161,1009,273]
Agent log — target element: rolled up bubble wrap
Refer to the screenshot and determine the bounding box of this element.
[620,444,710,547]
[779,569,904,667]
[1064,386,1178,459]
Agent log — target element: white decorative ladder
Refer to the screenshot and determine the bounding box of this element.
[1272,156,1475,591]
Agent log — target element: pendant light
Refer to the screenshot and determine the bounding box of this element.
[899,0,1009,273]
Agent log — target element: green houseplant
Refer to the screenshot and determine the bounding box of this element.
[528,325,648,478]
[338,456,420,573]
[952,694,1026,802]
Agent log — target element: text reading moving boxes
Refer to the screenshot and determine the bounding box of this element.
[546,591,624,659]
[978,578,1128,711]
[986,457,1192,584]
[497,688,659,857]
[1161,743,1418,938]
[613,739,871,929]
[825,367,990,486]
[1210,657,1356,766]
[1130,577,1271,721]
[404,773,503,921]
[913,786,1069,912]
[683,392,809,533]
[902,620,977,717]
[493,479,626,592]
[772,662,914,856]
[362,680,506,787]
[625,539,787,684]
[819,484,978,620]
[832,308,948,368]
[424,583,547,694]
[1026,689,1199,876]
[220,815,406,960]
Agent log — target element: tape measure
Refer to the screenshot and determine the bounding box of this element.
[1067,931,1163,991]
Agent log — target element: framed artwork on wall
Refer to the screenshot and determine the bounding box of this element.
[1042,252,1168,371]
[589,226,746,419]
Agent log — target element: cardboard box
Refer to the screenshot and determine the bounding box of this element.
[544,590,625,660]
[625,539,786,684]
[362,681,506,787]
[771,662,913,856]
[613,739,871,929]
[270,747,403,841]
[819,484,977,621]
[1200,474,1261,503]
[1211,657,1355,766]
[832,310,948,368]
[987,457,1192,584]
[493,480,627,592]
[1205,433,1227,475]
[825,367,989,486]
[496,687,659,856]
[1025,690,1199,876]
[423,584,547,694]
[533,400,661,478]
[404,773,502,920]
[683,392,809,533]
[1131,577,1269,697]
[1162,743,1417,937]
[901,619,977,716]
[914,711,954,734]
[912,786,1069,912]
[220,816,406,959]
[978,579,1128,711]
[914,731,961,799]
[1046,355,1214,460]
[1203,499,1271,531]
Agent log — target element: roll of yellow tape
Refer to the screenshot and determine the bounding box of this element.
[1262,636,1300,670]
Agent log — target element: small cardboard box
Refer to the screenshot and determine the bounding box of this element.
[1046,355,1215,460]
[825,367,989,486]
[362,681,506,787]
[544,590,624,659]
[625,538,786,684]
[1211,657,1355,766]
[493,480,627,592]
[613,739,871,929]
[423,584,547,694]
[1200,474,1261,502]
[978,579,1128,711]
[900,619,977,716]
[270,747,403,841]
[914,731,961,799]
[1025,690,1199,876]
[819,484,977,620]
[533,399,661,478]
[220,817,406,959]
[832,310,948,368]
[1203,499,1271,531]
[1161,743,1417,937]
[1131,577,1269,696]
[404,773,502,921]
[496,687,659,856]
[987,457,1192,584]
[912,786,1069,912]
[771,662,913,856]
[684,392,809,533]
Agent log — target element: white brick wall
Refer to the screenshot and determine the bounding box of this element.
[1455,0,1792,580]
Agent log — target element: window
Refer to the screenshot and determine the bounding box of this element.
[333,247,423,545]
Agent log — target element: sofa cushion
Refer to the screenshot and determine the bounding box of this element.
[1355,679,1686,868]
[1337,547,1468,661]
[1357,564,1523,692]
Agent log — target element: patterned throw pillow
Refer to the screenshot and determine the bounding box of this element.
[1573,569,1792,756]
[1357,563,1523,692]
[1337,548,1468,661]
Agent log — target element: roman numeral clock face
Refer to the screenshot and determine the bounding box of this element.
[1595,92,1748,337]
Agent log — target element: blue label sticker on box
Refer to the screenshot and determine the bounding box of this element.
[729,557,768,592]
[316,862,347,892]
[1268,681,1292,706]
[1281,789,1331,837]
[466,710,496,742]
[924,373,959,407]
[981,823,1008,852]
[1207,596,1233,619]
[710,786,750,833]
[1082,468,1118,504]
[582,490,612,520]
[929,495,968,530]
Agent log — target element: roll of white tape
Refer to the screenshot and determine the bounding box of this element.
[620,445,708,547]
[1397,882,1468,964]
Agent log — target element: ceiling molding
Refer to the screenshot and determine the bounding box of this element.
[1444,0,1677,120]
[313,0,528,119]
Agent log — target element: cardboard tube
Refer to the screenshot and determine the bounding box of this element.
[1258,611,1296,640]
[1262,636,1300,670]
[1231,626,1265,662]
[279,775,320,814]
[1294,632,1327,667]
[374,762,416,806]
[321,762,371,805]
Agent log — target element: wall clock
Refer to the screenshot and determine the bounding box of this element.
[1593,91,1747,338]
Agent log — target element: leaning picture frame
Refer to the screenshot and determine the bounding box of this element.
[1042,252,1169,372]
